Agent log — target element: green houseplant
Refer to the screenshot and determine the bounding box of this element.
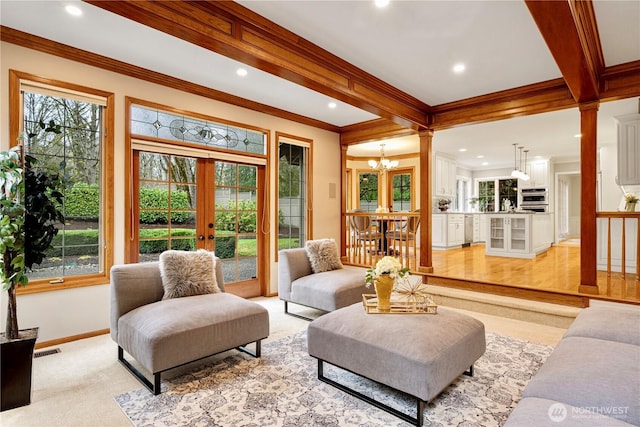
[1,124,65,411]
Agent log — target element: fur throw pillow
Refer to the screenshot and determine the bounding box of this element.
[159,250,221,299]
[305,239,343,273]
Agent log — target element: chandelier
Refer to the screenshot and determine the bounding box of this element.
[510,143,530,181]
[368,143,398,173]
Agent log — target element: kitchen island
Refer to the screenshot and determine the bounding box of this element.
[485,212,553,259]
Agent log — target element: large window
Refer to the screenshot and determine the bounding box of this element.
[476,178,518,212]
[277,135,311,250]
[11,71,113,291]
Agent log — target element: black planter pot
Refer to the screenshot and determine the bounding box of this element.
[1,327,38,411]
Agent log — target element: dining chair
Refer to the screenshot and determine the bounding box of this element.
[349,210,382,258]
[386,210,421,261]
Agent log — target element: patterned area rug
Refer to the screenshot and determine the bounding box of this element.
[115,331,552,427]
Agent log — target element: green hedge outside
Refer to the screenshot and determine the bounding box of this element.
[46,230,99,257]
[139,188,190,224]
[63,184,191,224]
[64,184,100,219]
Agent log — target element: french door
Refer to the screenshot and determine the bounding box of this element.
[132,150,264,297]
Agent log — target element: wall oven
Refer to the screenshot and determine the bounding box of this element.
[520,188,548,212]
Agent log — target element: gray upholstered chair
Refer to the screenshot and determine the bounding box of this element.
[110,259,269,394]
[278,247,368,320]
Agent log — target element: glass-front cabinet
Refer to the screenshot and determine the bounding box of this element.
[487,214,530,255]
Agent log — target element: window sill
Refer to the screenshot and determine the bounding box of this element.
[16,274,110,295]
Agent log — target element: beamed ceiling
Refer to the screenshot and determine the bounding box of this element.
[1,0,639,169]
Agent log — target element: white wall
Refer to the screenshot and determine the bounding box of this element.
[1,42,341,343]
[599,144,625,211]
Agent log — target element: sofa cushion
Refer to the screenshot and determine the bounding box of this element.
[290,266,366,311]
[522,336,640,426]
[505,397,635,427]
[117,292,269,373]
[159,250,221,299]
[563,306,640,346]
[305,239,343,273]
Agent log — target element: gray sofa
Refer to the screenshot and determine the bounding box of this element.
[278,247,368,319]
[505,305,640,426]
[110,261,269,394]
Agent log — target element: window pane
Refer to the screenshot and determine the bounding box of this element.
[498,178,518,210]
[131,104,267,155]
[392,172,411,211]
[22,91,103,279]
[359,172,379,212]
[478,180,496,212]
[278,142,307,250]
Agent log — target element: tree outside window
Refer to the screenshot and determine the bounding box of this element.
[22,91,104,280]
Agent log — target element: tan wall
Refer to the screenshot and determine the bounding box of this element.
[0,42,341,342]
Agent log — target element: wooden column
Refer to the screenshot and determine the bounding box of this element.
[340,144,348,258]
[579,101,600,294]
[418,129,434,274]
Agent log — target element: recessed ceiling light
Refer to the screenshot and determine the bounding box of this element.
[328,102,337,109]
[477,155,484,159]
[452,63,466,74]
[535,155,542,159]
[374,0,390,8]
[236,68,248,77]
[458,148,467,152]
[481,162,489,166]
[65,4,83,16]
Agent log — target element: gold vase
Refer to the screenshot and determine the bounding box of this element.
[626,202,636,212]
[374,274,394,312]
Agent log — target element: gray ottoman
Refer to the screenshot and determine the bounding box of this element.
[307,302,486,426]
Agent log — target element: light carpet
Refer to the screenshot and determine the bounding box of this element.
[115,331,552,427]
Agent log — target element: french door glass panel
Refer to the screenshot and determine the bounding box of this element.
[136,153,258,288]
[138,153,197,261]
[215,162,258,283]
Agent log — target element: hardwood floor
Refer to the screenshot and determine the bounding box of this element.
[427,243,640,307]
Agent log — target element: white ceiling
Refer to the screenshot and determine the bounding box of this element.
[1,0,639,170]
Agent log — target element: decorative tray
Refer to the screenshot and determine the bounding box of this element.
[362,294,438,314]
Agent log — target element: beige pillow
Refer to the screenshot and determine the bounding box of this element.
[305,239,343,273]
[159,250,221,299]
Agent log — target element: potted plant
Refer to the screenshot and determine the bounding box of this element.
[365,256,410,312]
[625,194,638,212]
[438,198,450,212]
[1,124,64,411]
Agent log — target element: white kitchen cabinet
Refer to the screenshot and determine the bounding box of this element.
[616,114,640,185]
[522,159,549,188]
[434,154,457,197]
[485,213,552,258]
[478,214,487,242]
[472,214,480,243]
[448,214,464,246]
[431,214,447,247]
[432,213,464,249]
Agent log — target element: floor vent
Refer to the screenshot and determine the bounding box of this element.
[34,348,61,358]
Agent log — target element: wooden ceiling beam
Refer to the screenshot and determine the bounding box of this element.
[340,119,417,146]
[525,0,600,103]
[0,26,341,133]
[85,0,430,129]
